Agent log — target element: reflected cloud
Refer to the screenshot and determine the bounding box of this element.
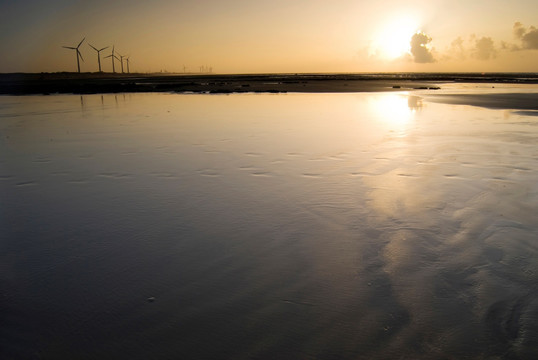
[362,167,443,222]
[408,95,423,110]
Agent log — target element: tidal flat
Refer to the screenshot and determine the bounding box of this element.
[1,88,537,359]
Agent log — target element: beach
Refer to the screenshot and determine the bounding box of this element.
[1,72,537,94]
[1,80,538,359]
[2,72,538,112]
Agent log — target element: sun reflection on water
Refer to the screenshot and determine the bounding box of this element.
[368,93,422,132]
[361,93,427,218]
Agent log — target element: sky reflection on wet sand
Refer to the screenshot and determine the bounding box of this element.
[1,91,537,359]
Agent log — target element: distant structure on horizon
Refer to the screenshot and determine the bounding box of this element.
[62,38,85,73]
[104,46,119,73]
[125,57,131,74]
[117,52,126,73]
[88,44,109,72]
[199,65,213,73]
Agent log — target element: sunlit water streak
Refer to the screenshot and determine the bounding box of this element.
[1,91,537,359]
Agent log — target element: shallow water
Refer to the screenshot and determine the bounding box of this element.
[1,91,537,359]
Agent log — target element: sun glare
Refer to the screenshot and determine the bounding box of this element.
[369,93,416,131]
[373,17,419,59]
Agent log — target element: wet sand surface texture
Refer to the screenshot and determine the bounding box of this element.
[1,88,537,359]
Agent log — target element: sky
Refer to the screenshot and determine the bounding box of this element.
[1,0,537,74]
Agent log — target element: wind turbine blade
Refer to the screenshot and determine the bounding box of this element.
[104,55,112,59]
[77,37,85,48]
[63,46,76,49]
[99,46,109,51]
[89,44,98,51]
[78,50,84,62]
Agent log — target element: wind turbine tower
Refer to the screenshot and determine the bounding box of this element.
[117,52,126,73]
[88,44,109,72]
[104,46,119,73]
[125,57,131,74]
[62,37,85,73]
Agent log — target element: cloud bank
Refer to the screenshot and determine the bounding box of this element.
[430,21,537,64]
[359,21,537,70]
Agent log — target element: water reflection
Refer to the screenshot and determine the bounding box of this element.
[77,93,132,111]
[367,93,421,131]
[1,92,537,360]
[359,96,538,359]
[407,95,423,110]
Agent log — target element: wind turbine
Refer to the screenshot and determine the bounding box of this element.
[125,57,131,74]
[117,52,125,73]
[88,44,109,72]
[104,46,119,73]
[62,37,85,73]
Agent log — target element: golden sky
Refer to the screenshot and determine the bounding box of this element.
[1,0,537,73]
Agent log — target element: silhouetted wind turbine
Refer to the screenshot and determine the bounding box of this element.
[62,37,85,73]
[125,57,131,74]
[88,44,109,72]
[117,52,125,73]
[104,46,119,73]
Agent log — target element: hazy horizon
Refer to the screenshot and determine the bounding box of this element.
[1,0,538,74]
[2,70,538,76]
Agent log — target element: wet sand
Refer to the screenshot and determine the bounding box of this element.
[1,85,538,359]
[424,93,538,112]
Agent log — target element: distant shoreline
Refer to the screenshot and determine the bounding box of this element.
[1,72,538,96]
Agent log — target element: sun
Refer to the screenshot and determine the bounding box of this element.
[372,17,419,59]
